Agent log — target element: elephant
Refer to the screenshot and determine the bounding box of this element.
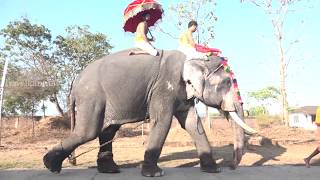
[43,49,257,177]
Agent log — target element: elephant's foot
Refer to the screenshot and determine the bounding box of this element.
[200,155,221,173]
[97,152,120,173]
[230,147,243,170]
[43,148,70,173]
[141,164,164,177]
[200,164,221,173]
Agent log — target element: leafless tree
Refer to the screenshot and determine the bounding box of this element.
[241,0,309,126]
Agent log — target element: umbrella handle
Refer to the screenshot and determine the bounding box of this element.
[148,29,155,41]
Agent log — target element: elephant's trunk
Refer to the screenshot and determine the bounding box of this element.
[229,102,246,169]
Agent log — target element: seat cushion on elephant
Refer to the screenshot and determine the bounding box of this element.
[128,48,162,56]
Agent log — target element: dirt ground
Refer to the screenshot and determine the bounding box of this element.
[0,116,319,170]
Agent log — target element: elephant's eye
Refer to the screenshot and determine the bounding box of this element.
[221,78,231,87]
[226,79,232,87]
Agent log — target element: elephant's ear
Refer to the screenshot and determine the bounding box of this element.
[183,60,205,99]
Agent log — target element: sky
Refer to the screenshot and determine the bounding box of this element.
[0,0,319,115]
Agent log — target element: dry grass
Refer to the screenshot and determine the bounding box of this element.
[0,116,318,170]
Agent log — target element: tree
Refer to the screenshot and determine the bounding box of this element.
[0,18,61,113]
[0,18,113,116]
[248,106,267,116]
[247,86,280,115]
[53,25,112,110]
[0,60,32,116]
[241,0,306,126]
[4,68,55,116]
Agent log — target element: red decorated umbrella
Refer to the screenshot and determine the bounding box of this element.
[123,0,163,33]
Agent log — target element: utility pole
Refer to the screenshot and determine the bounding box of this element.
[0,58,9,147]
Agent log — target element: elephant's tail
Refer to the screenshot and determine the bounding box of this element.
[69,91,76,132]
[68,81,77,166]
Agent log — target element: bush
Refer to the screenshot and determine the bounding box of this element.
[248,106,267,116]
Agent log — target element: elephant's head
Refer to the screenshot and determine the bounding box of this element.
[183,57,257,168]
[183,57,256,133]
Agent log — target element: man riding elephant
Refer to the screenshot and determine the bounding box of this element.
[43,49,257,177]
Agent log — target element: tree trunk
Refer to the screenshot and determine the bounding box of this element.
[276,26,289,126]
[53,93,64,116]
[32,103,35,138]
[42,100,46,118]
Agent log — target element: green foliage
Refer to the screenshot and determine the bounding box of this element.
[3,94,39,116]
[248,86,280,101]
[3,95,22,115]
[0,18,113,115]
[4,68,57,115]
[54,25,112,74]
[53,25,112,110]
[248,106,266,116]
[0,18,52,65]
[247,86,280,115]
[0,18,57,94]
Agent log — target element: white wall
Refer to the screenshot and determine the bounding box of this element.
[289,113,317,130]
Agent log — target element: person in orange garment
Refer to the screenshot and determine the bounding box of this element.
[178,20,221,60]
[178,20,208,60]
[304,106,320,168]
[130,12,158,56]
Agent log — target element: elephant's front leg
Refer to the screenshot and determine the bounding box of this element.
[230,103,245,169]
[231,121,244,169]
[142,98,173,177]
[174,106,221,173]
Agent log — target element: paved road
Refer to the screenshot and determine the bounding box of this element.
[0,166,318,180]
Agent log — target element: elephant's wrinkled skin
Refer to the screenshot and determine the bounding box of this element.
[43,49,255,177]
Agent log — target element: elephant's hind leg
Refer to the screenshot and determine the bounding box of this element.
[43,99,105,173]
[97,124,121,173]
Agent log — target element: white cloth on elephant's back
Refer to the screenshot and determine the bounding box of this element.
[178,45,207,60]
[134,41,158,56]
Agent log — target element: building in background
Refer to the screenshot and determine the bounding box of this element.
[289,106,318,130]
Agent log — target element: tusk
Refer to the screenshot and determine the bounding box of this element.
[229,112,258,135]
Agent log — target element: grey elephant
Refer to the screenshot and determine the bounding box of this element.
[43,49,256,177]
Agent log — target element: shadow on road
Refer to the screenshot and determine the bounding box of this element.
[117,141,291,168]
[1,166,319,180]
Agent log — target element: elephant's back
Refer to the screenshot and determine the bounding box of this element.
[72,49,185,123]
[96,49,163,122]
[98,48,162,84]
